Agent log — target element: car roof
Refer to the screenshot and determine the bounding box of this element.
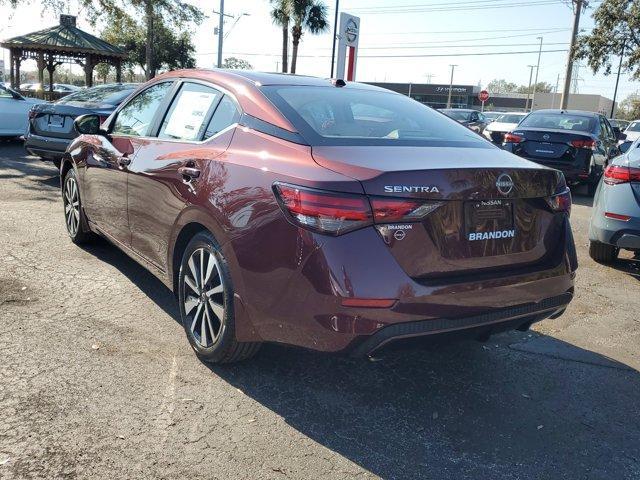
[531,109,600,117]
[152,68,395,133]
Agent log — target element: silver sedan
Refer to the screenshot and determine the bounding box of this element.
[589,138,640,262]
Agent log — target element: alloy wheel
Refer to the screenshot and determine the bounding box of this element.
[63,176,80,237]
[183,248,225,348]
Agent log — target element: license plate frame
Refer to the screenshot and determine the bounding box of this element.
[48,114,64,127]
[464,199,514,235]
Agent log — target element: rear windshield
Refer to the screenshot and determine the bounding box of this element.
[497,114,525,123]
[519,112,596,132]
[56,84,137,107]
[441,109,472,121]
[627,121,640,132]
[262,86,488,147]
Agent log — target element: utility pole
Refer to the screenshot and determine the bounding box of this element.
[552,73,560,108]
[610,41,625,118]
[446,64,457,109]
[217,0,225,68]
[330,0,340,78]
[531,36,543,110]
[560,0,583,110]
[526,65,536,112]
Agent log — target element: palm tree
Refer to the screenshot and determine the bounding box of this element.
[290,0,329,74]
[270,0,292,73]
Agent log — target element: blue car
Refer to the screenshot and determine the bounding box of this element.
[589,138,640,262]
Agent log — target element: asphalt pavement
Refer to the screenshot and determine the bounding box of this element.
[1,139,639,479]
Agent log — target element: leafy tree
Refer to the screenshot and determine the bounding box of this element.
[101,14,196,76]
[575,0,640,80]
[290,0,329,74]
[94,63,112,83]
[222,57,253,70]
[487,79,518,94]
[516,82,554,94]
[618,93,640,120]
[1,0,202,79]
[270,0,291,73]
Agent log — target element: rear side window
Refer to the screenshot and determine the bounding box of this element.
[627,121,640,132]
[519,112,596,132]
[112,82,173,137]
[159,83,222,141]
[263,86,485,147]
[204,96,241,139]
[57,84,136,106]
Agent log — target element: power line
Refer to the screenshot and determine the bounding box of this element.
[350,0,566,14]
[358,42,568,50]
[363,30,570,46]
[365,27,569,36]
[216,48,569,58]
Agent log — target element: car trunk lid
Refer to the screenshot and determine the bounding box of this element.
[312,145,566,279]
[510,128,594,162]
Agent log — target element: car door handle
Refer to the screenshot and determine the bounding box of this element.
[178,166,201,181]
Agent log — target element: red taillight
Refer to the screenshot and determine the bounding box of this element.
[273,183,372,235]
[369,197,442,223]
[545,188,572,216]
[273,183,442,235]
[604,165,640,185]
[504,133,523,143]
[570,138,597,150]
[604,212,631,221]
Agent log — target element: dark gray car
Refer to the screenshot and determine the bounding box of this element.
[589,138,640,262]
[24,83,137,168]
[439,108,489,134]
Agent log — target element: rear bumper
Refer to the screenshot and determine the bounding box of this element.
[24,133,71,160]
[349,292,572,356]
[502,148,595,184]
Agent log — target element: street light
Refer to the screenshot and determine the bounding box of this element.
[446,64,457,109]
[531,36,543,111]
[525,65,536,112]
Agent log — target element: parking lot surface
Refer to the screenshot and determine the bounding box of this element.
[1,139,639,479]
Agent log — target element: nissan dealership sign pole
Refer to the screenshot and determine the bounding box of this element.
[479,90,490,112]
[335,13,360,81]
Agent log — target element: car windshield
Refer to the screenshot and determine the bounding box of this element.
[441,109,472,121]
[262,86,486,147]
[518,112,596,132]
[57,84,136,107]
[626,121,640,132]
[496,114,525,123]
[484,112,502,120]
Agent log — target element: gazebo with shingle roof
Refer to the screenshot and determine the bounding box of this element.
[1,14,126,96]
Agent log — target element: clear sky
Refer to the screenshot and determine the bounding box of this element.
[1,0,638,103]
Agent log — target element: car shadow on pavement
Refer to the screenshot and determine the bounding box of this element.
[79,237,180,320]
[608,256,640,280]
[207,334,640,479]
[0,140,60,199]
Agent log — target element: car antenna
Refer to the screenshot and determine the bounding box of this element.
[331,79,347,87]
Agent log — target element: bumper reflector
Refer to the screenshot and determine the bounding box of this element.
[341,298,396,308]
[604,212,631,221]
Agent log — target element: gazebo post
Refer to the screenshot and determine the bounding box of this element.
[84,54,95,87]
[9,50,15,89]
[37,52,45,97]
[14,52,22,89]
[46,54,56,99]
[115,59,122,83]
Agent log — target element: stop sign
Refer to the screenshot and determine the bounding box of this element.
[479,90,490,102]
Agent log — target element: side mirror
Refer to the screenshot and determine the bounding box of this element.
[612,126,621,135]
[74,114,103,135]
[619,141,633,154]
[617,131,627,141]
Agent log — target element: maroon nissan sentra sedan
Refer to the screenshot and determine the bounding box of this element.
[61,69,576,363]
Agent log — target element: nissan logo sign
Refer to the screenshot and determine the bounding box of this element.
[496,173,514,195]
[345,19,358,43]
[543,134,550,141]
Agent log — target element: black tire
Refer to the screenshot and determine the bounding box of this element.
[178,231,260,364]
[589,240,618,263]
[62,169,93,244]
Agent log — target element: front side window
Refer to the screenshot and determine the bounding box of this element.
[263,86,485,147]
[112,82,173,137]
[159,83,222,141]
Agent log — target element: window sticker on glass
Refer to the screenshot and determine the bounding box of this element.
[163,91,218,141]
